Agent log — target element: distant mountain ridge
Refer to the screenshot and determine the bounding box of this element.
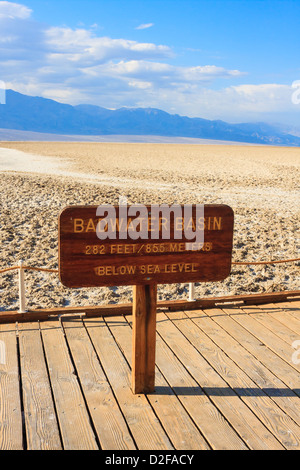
[0,89,299,146]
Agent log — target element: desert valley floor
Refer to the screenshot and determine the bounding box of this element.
[0,141,299,311]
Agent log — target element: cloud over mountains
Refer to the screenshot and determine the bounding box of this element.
[0,1,244,107]
[0,1,299,128]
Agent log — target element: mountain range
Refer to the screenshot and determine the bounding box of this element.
[0,89,299,146]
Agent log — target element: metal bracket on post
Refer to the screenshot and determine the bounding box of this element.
[18,260,27,314]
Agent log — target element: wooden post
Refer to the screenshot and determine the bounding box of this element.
[188,282,195,301]
[18,260,27,314]
[132,283,157,394]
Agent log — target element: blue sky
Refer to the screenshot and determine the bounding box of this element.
[0,0,300,128]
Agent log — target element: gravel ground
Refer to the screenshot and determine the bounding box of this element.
[0,142,299,311]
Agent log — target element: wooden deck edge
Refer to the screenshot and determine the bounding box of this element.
[0,290,299,325]
[166,290,300,311]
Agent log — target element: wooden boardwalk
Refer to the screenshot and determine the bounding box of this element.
[0,300,300,450]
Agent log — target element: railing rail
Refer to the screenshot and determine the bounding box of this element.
[0,257,299,312]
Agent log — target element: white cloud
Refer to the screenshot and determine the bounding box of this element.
[0,1,298,126]
[0,2,243,109]
[224,84,294,116]
[233,83,289,102]
[0,1,31,19]
[83,60,243,89]
[135,23,154,30]
[128,80,152,89]
[148,83,298,123]
[45,27,172,64]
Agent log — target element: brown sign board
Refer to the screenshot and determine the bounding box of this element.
[58,204,234,288]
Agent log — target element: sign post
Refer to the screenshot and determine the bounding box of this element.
[132,283,157,394]
[59,203,234,394]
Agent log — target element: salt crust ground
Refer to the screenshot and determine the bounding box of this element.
[0,142,299,311]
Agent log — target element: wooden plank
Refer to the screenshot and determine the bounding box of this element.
[154,312,254,450]
[132,284,157,394]
[40,320,98,450]
[0,304,133,325]
[18,322,62,450]
[61,318,136,450]
[281,300,300,310]
[166,291,300,311]
[84,316,173,450]
[166,308,300,450]
[182,308,300,429]
[154,333,247,449]
[106,315,210,450]
[0,323,23,450]
[1,291,299,325]
[59,204,234,287]
[223,306,300,372]
[203,305,300,395]
[238,305,300,345]
[157,311,287,450]
[268,302,300,326]
[256,303,300,336]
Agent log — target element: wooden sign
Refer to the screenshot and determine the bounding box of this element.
[58,204,234,288]
[58,203,234,394]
